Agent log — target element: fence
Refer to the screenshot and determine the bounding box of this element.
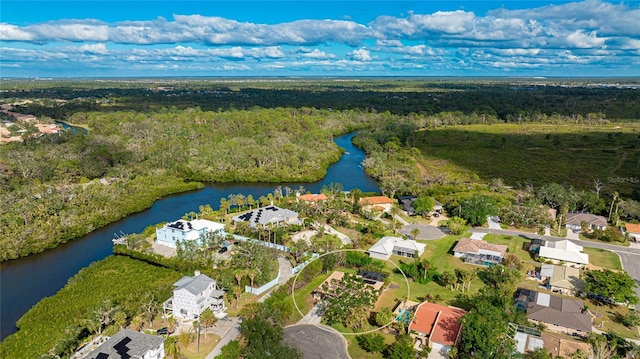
[232,234,290,252]
[245,269,281,295]
[292,253,320,274]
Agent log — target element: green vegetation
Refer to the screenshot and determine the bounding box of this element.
[0,255,181,359]
[583,247,623,270]
[585,269,639,305]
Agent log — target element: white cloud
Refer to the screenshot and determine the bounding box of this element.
[349,48,371,61]
[299,48,336,59]
[564,30,607,49]
[79,43,108,54]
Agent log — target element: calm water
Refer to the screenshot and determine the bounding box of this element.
[0,132,378,340]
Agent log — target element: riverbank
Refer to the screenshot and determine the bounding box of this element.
[0,132,379,341]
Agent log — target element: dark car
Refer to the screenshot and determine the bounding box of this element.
[218,246,228,254]
[156,327,168,335]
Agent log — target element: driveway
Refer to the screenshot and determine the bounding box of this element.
[399,224,448,240]
[204,317,241,359]
[487,216,502,230]
[283,324,350,359]
[565,229,580,240]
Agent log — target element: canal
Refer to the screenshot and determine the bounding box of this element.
[0,132,379,340]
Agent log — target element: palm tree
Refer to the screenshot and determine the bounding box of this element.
[164,337,180,359]
[440,270,455,291]
[233,285,243,310]
[410,227,420,241]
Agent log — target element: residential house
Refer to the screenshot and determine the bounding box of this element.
[163,270,227,320]
[542,332,593,358]
[156,218,225,249]
[539,264,584,296]
[85,329,164,359]
[625,223,640,242]
[358,196,395,213]
[232,205,300,228]
[452,238,507,266]
[538,240,589,268]
[565,212,607,231]
[367,236,426,260]
[398,196,443,216]
[514,288,591,336]
[409,302,467,355]
[296,193,328,204]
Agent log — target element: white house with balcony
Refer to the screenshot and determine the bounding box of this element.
[156,219,225,248]
[163,271,227,320]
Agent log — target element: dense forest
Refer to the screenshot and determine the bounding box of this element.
[2,79,639,260]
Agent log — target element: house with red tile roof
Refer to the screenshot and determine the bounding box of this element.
[297,193,328,204]
[409,302,467,355]
[452,238,507,266]
[625,223,640,242]
[358,196,395,213]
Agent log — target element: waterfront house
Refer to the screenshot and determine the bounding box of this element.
[358,195,395,213]
[538,240,589,268]
[514,288,591,336]
[155,218,225,249]
[232,205,300,228]
[297,193,328,204]
[85,329,164,359]
[367,236,426,260]
[163,270,227,320]
[452,238,507,266]
[565,212,607,232]
[409,302,467,355]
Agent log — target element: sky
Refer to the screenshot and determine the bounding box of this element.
[1,0,640,78]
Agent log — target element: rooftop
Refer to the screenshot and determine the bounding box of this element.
[625,222,640,234]
[409,302,467,346]
[358,196,395,206]
[515,289,591,333]
[232,205,299,227]
[453,238,508,257]
[565,212,607,228]
[85,329,164,359]
[298,193,328,202]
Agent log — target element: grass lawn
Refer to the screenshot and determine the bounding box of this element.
[588,299,640,339]
[181,333,221,359]
[285,271,333,324]
[328,322,396,359]
[583,247,622,270]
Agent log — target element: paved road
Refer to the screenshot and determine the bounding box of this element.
[283,324,350,359]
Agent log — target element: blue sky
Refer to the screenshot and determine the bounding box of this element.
[1,1,639,77]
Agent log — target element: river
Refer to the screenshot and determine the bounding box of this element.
[0,132,378,341]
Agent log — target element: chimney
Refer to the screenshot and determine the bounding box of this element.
[195,270,201,277]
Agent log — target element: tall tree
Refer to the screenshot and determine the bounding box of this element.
[455,300,515,359]
[584,269,639,305]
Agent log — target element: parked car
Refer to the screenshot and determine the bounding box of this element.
[156,327,168,335]
[218,246,228,254]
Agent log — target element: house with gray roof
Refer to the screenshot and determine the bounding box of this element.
[515,288,591,336]
[367,236,426,260]
[232,205,300,228]
[85,329,164,359]
[163,270,226,320]
[566,212,607,231]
